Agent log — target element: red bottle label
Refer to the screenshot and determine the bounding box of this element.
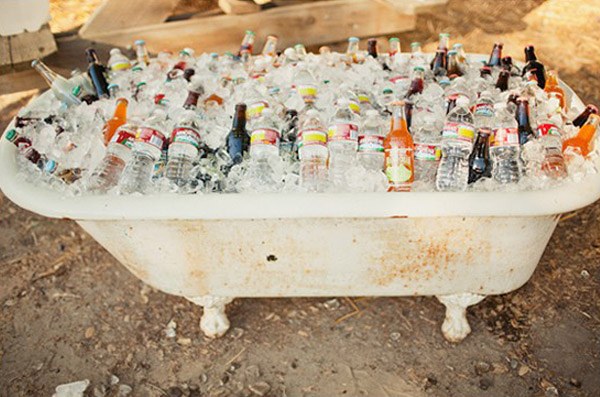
[491,127,519,147]
[110,127,135,148]
[170,127,201,149]
[327,123,358,142]
[536,123,560,137]
[136,127,166,150]
[250,128,280,146]
[358,134,384,153]
[414,142,441,161]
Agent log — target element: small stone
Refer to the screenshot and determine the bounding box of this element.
[118,384,132,396]
[54,380,90,397]
[510,359,519,370]
[297,330,309,337]
[389,332,401,341]
[177,337,192,346]
[166,386,183,397]
[324,298,340,310]
[199,373,208,383]
[93,386,106,397]
[230,327,245,339]
[424,376,437,390]
[518,365,530,376]
[165,320,177,338]
[33,362,43,371]
[569,378,582,388]
[4,299,15,307]
[249,381,271,396]
[581,270,590,278]
[545,386,559,397]
[474,361,491,375]
[245,365,261,380]
[229,362,241,373]
[479,377,493,390]
[110,375,120,385]
[85,327,95,339]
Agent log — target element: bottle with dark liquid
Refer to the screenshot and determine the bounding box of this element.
[573,104,599,128]
[515,97,535,145]
[85,48,110,98]
[487,42,503,67]
[468,128,492,184]
[495,70,509,91]
[446,50,462,78]
[226,103,250,166]
[522,45,546,88]
[431,50,447,77]
[280,109,299,161]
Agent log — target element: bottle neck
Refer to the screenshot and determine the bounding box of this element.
[390,104,408,132]
[113,99,128,120]
[367,40,378,58]
[525,47,537,62]
[232,107,247,132]
[32,60,59,86]
[184,91,200,109]
[580,116,600,140]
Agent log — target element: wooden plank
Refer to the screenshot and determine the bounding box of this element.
[79,0,179,39]
[0,24,57,67]
[84,0,417,54]
[373,0,449,14]
[218,0,261,15]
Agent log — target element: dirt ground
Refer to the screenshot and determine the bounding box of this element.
[2,0,600,396]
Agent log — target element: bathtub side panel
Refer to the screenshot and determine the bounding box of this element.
[77,216,559,298]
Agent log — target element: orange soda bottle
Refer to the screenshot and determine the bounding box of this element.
[102,98,128,144]
[544,70,567,111]
[562,113,600,156]
[384,101,415,191]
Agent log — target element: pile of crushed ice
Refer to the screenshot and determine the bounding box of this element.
[6,35,599,196]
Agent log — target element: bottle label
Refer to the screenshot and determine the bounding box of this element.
[357,94,371,104]
[358,134,384,153]
[348,100,361,114]
[474,103,494,117]
[110,61,131,71]
[414,142,441,161]
[251,128,280,147]
[110,128,135,149]
[171,127,201,149]
[298,128,327,148]
[385,147,414,183]
[491,127,519,147]
[136,127,166,150]
[247,101,268,119]
[442,122,475,142]
[297,85,317,102]
[536,123,560,137]
[328,123,358,142]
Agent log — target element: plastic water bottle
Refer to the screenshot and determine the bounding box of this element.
[537,116,567,179]
[473,91,495,128]
[294,63,318,105]
[88,124,137,193]
[327,99,359,187]
[413,123,442,188]
[435,95,475,191]
[119,109,168,194]
[165,109,202,188]
[358,110,385,171]
[250,108,281,160]
[298,109,328,192]
[107,48,131,73]
[490,102,521,184]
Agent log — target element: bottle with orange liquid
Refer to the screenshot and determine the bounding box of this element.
[384,101,415,192]
[544,70,567,111]
[562,114,600,157]
[102,98,128,144]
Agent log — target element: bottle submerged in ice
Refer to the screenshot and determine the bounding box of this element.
[327,99,359,188]
[298,109,329,192]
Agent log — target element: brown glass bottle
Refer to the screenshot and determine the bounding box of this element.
[226,104,249,165]
[522,45,546,88]
[515,97,535,145]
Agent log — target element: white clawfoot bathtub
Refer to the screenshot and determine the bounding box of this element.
[1,62,599,342]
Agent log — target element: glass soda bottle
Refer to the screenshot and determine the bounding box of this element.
[491,102,521,184]
[31,59,81,106]
[516,97,535,145]
[119,109,168,194]
[261,35,278,57]
[495,69,509,91]
[167,48,195,80]
[85,48,110,98]
[522,45,546,89]
[446,50,462,78]
[88,123,137,193]
[103,98,128,144]
[487,42,503,67]
[346,37,361,64]
[468,128,492,184]
[358,110,385,171]
[107,48,131,73]
[562,114,600,157]
[165,108,203,188]
[298,109,329,192]
[280,109,299,161]
[238,30,255,56]
[544,70,567,111]
[226,103,250,165]
[385,101,415,192]
[573,104,599,128]
[536,113,567,179]
[406,66,425,98]
[431,50,447,77]
[388,37,401,57]
[327,98,359,187]
[436,95,476,191]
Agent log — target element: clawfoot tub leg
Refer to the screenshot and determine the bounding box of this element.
[436,293,485,343]
[186,296,234,338]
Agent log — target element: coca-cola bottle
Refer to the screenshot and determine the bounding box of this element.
[515,97,535,145]
[522,45,546,88]
[487,42,503,67]
[468,128,492,184]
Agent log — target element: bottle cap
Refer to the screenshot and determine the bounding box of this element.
[389,37,400,42]
[382,88,393,94]
[348,37,359,43]
[5,129,17,142]
[110,48,122,55]
[134,39,146,46]
[411,42,421,47]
